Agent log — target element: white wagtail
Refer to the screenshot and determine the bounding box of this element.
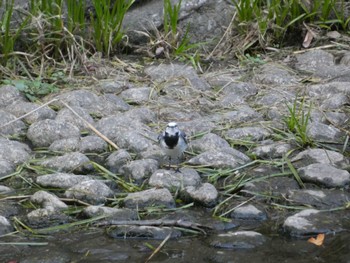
[158,122,187,169]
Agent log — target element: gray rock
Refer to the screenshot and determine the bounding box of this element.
[323,112,349,127]
[0,85,25,107]
[287,189,350,209]
[98,78,132,94]
[0,138,31,165]
[121,159,159,183]
[0,215,13,235]
[251,140,293,159]
[190,133,231,153]
[307,122,345,142]
[124,107,157,124]
[5,101,56,124]
[108,225,181,240]
[65,180,114,205]
[83,206,137,220]
[218,92,247,107]
[119,87,154,104]
[183,183,218,207]
[105,149,132,173]
[48,137,80,152]
[38,152,93,173]
[27,119,80,147]
[231,204,267,221]
[179,118,216,135]
[20,251,71,263]
[101,94,130,111]
[256,89,295,107]
[0,185,14,195]
[320,93,349,110]
[149,168,201,190]
[30,190,68,210]
[188,150,248,169]
[221,106,263,123]
[79,135,108,153]
[220,82,258,98]
[138,144,165,161]
[283,209,345,236]
[124,188,175,209]
[26,207,70,228]
[291,148,349,169]
[298,163,350,187]
[36,173,94,189]
[56,106,94,131]
[0,159,15,179]
[210,231,266,249]
[308,82,350,97]
[255,63,297,85]
[225,127,270,141]
[0,110,26,136]
[144,63,211,91]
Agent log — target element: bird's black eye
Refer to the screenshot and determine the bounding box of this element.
[165,132,169,136]
[175,132,179,136]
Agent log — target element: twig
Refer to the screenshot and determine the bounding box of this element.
[145,232,172,263]
[60,100,119,150]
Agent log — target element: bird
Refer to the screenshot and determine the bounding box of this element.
[158,122,187,170]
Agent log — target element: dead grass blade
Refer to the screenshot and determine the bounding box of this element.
[145,232,172,263]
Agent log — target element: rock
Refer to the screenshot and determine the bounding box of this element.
[210,231,266,249]
[179,118,216,135]
[257,89,295,106]
[225,127,270,141]
[107,225,181,240]
[0,215,13,235]
[190,133,231,153]
[105,149,132,173]
[36,173,94,189]
[27,119,80,147]
[298,163,350,188]
[0,110,26,136]
[219,82,258,99]
[79,135,108,153]
[320,93,349,110]
[283,209,345,236]
[0,85,26,107]
[0,185,14,195]
[56,106,94,131]
[119,87,154,104]
[124,107,157,124]
[26,207,70,228]
[183,183,218,207]
[19,251,71,263]
[251,140,293,159]
[30,190,68,210]
[121,159,159,183]
[255,63,298,85]
[38,152,93,173]
[0,160,15,179]
[149,168,201,189]
[48,137,80,152]
[231,204,267,221]
[5,101,56,124]
[65,180,114,205]
[98,78,132,94]
[287,189,350,209]
[124,188,175,209]
[221,106,263,123]
[291,148,349,169]
[0,138,31,166]
[100,94,130,111]
[308,82,350,97]
[83,206,137,220]
[188,150,248,169]
[307,122,345,142]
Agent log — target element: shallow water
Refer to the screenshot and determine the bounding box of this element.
[2,229,350,263]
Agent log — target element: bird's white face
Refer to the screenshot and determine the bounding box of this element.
[165,122,179,137]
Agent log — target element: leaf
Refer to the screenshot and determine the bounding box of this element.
[308,233,325,246]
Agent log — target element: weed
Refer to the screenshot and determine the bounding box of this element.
[163,0,182,39]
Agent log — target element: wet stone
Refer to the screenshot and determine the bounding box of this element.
[119,87,154,104]
[210,231,266,249]
[0,215,13,235]
[5,101,56,124]
[83,206,137,220]
[26,207,71,228]
[225,127,270,141]
[31,190,68,210]
[107,225,182,240]
[298,163,350,188]
[307,122,345,143]
[121,159,159,183]
[38,152,93,173]
[0,110,27,137]
[287,189,350,209]
[105,149,132,173]
[149,168,201,190]
[20,251,71,263]
[56,106,95,132]
[183,183,218,207]
[79,135,108,153]
[124,188,175,209]
[36,173,94,189]
[291,148,349,169]
[231,204,267,221]
[0,138,31,166]
[27,119,80,147]
[65,180,114,205]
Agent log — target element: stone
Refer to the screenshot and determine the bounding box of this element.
[307,122,345,142]
[30,190,68,210]
[320,93,349,110]
[0,185,14,195]
[119,87,154,104]
[56,106,95,131]
[149,168,201,190]
[220,82,258,98]
[231,204,267,221]
[100,94,130,111]
[0,160,15,179]
[0,85,25,107]
[255,63,298,85]
[190,133,231,153]
[251,141,293,159]
[0,138,31,166]
[38,152,93,173]
[221,106,263,123]
[121,159,159,183]
[210,231,266,249]
[36,173,94,189]
[98,78,132,94]
[79,135,108,153]
[27,119,80,147]
[124,188,175,209]
[0,215,13,235]
[0,110,26,137]
[291,148,349,169]
[107,225,181,240]
[26,207,70,228]
[298,163,350,188]
[48,137,80,152]
[225,127,270,141]
[308,82,350,97]
[183,183,218,207]
[83,206,137,220]
[105,149,132,173]
[65,180,114,205]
